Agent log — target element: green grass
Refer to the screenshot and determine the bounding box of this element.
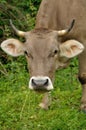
[0,58,86,130]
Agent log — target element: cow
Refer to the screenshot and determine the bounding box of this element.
[1,0,86,111]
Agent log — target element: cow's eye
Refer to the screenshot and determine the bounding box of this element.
[54,50,58,55]
[49,50,58,58]
[24,51,33,59]
[53,50,58,57]
[24,51,28,55]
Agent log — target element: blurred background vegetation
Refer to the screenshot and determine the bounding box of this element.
[0,0,41,64]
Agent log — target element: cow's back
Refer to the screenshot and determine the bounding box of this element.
[35,0,86,42]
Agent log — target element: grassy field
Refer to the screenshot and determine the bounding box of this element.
[0,57,86,130]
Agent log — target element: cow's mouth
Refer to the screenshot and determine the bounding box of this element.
[30,84,53,93]
[34,87,51,93]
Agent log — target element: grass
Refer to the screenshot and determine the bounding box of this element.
[0,57,86,130]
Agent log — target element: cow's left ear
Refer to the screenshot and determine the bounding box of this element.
[59,40,84,58]
[1,38,24,57]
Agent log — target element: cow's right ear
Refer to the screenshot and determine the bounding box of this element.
[59,40,84,58]
[1,38,24,57]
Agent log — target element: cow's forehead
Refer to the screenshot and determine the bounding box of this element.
[26,29,58,39]
[25,30,58,46]
[25,32,59,52]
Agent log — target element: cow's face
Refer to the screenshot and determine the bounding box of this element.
[25,30,60,91]
[1,29,84,92]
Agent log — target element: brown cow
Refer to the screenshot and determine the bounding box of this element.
[1,0,86,111]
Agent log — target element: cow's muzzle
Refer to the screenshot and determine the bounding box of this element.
[29,76,53,92]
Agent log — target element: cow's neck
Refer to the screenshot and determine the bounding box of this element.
[35,0,58,30]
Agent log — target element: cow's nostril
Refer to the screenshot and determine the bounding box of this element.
[32,79,37,86]
[44,79,48,86]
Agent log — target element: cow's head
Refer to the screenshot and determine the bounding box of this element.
[1,20,84,92]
